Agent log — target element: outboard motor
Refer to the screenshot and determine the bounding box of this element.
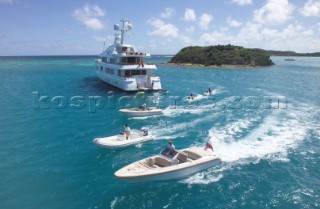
[141,129,148,136]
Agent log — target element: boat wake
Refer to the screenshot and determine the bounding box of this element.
[184,94,207,103]
[146,113,221,140]
[181,101,318,185]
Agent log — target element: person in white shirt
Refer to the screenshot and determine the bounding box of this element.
[140,102,146,110]
[168,141,175,150]
[124,124,131,140]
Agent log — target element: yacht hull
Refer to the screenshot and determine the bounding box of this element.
[96,64,162,92]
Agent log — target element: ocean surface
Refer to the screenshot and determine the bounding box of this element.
[0,55,319,209]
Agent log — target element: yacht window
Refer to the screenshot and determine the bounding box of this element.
[122,47,128,52]
[121,58,127,64]
[131,70,140,75]
[141,70,146,75]
[100,66,103,71]
[127,57,135,65]
[125,70,130,77]
[118,70,121,77]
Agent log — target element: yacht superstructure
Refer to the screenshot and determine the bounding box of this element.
[95,19,162,91]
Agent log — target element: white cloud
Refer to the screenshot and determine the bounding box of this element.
[185,26,195,33]
[317,23,320,33]
[237,23,263,44]
[230,22,320,52]
[199,13,213,30]
[300,0,320,17]
[253,0,295,25]
[147,19,179,38]
[160,8,175,19]
[302,29,314,36]
[183,8,196,21]
[72,4,105,30]
[200,28,234,45]
[226,16,243,27]
[179,35,193,44]
[232,0,252,5]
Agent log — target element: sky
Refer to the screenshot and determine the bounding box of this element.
[0,0,320,55]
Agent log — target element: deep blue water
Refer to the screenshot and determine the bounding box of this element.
[0,56,319,209]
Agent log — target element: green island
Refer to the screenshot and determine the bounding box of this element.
[168,44,274,67]
[263,50,320,57]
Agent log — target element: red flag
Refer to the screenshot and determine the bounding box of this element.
[140,57,144,67]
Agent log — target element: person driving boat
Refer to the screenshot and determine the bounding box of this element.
[124,124,131,140]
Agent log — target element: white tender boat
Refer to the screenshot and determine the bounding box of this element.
[93,129,153,148]
[119,107,163,117]
[115,147,221,183]
[95,18,162,92]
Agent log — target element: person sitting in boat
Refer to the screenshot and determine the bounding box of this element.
[124,124,131,140]
[205,142,214,151]
[139,102,147,110]
[168,141,175,150]
[188,93,194,100]
[167,141,176,156]
[208,88,212,94]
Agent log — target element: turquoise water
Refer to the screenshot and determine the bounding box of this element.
[0,56,319,209]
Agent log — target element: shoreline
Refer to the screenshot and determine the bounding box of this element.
[161,62,258,69]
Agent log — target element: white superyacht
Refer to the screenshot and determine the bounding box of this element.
[95,19,162,91]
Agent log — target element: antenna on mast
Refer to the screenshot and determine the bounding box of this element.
[113,18,132,45]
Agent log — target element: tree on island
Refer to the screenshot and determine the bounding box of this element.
[169,44,274,67]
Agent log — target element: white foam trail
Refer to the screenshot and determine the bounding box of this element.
[210,112,306,163]
[184,94,207,102]
[181,173,223,185]
[110,196,125,209]
[162,101,220,117]
[203,88,222,96]
[146,113,220,139]
[155,133,187,140]
[182,100,318,185]
[129,115,159,120]
[135,143,142,148]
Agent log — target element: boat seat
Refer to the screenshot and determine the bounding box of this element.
[154,157,171,167]
[182,151,202,160]
[177,153,188,164]
[145,158,155,167]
